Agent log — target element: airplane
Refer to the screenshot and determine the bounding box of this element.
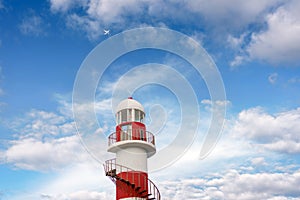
[104,29,110,35]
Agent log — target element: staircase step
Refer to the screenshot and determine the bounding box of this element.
[104,160,160,200]
[141,193,151,198]
[139,190,147,194]
[135,186,141,191]
[118,178,131,185]
[105,169,116,177]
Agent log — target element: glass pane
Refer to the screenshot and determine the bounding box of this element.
[121,124,132,140]
[140,112,144,123]
[128,125,132,140]
[135,109,140,122]
[121,109,127,123]
[128,109,132,121]
[140,129,144,140]
[116,112,120,124]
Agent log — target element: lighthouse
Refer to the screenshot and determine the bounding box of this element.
[104,97,161,200]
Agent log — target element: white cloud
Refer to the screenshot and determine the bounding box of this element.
[246,0,300,65]
[3,95,300,199]
[50,0,148,23]
[227,33,247,49]
[4,136,84,171]
[0,106,91,171]
[86,0,145,24]
[268,73,278,84]
[233,107,300,154]
[48,0,300,66]
[201,99,231,107]
[263,140,300,154]
[1,93,116,171]
[72,98,113,132]
[186,0,281,31]
[10,163,300,199]
[19,14,46,36]
[158,169,300,199]
[11,109,74,139]
[214,0,300,67]
[49,0,283,42]
[58,0,149,40]
[251,157,267,166]
[230,55,246,68]
[38,163,112,194]
[9,162,114,200]
[41,190,112,200]
[227,33,251,68]
[49,0,88,12]
[66,13,102,40]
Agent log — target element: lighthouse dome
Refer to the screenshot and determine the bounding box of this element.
[116,97,145,113]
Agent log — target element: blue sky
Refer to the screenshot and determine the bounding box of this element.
[1,0,300,199]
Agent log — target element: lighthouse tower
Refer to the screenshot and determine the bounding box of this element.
[104,97,161,200]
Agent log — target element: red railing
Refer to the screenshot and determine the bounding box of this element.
[104,158,161,200]
[108,130,155,146]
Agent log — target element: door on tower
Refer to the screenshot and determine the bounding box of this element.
[120,124,132,141]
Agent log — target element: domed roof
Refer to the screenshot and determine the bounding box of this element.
[116,97,145,113]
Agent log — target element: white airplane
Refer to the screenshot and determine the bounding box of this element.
[104,29,110,35]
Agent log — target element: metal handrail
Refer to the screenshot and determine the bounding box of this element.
[104,158,161,200]
[108,130,155,146]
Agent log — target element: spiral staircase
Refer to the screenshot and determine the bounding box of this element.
[104,158,161,200]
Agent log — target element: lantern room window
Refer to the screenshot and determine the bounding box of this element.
[121,110,127,123]
[134,109,145,123]
[128,109,132,121]
[116,112,121,124]
[117,109,145,124]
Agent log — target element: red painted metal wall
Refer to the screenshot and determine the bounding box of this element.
[116,171,148,199]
